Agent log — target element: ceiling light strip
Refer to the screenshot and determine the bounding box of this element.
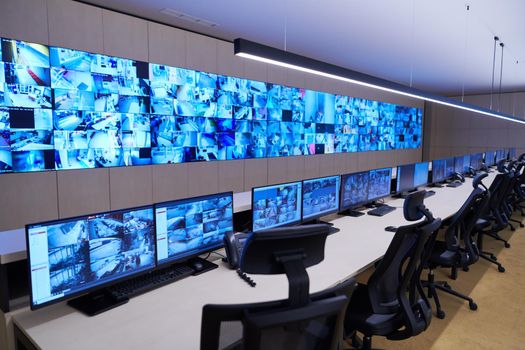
[234,39,525,125]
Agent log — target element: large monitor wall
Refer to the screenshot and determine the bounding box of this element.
[0,37,423,173]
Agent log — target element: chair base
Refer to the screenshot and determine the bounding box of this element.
[344,332,383,350]
[480,252,506,272]
[483,231,511,248]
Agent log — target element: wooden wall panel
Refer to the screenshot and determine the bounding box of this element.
[148,22,186,68]
[0,0,48,44]
[152,163,189,203]
[244,159,267,191]
[185,32,217,73]
[102,10,148,61]
[218,160,244,193]
[186,162,219,197]
[109,166,153,210]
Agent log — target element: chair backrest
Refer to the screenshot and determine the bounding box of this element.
[366,191,441,338]
[201,278,354,350]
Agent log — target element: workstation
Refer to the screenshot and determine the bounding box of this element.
[1,1,524,349]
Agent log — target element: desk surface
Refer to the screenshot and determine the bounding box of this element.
[12,174,495,350]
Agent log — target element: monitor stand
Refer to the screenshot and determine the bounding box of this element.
[340,209,365,217]
[393,189,418,199]
[302,218,334,226]
[188,257,218,276]
[431,182,444,188]
[67,289,129,316]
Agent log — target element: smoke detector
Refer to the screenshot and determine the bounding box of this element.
[160,8,218,27]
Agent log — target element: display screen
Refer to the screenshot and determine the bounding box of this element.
[27,206,155,308]
[155,192,233,265]
[340,171,369,210]
[454,156,470,174]
[368,167,392,201]
[252,181,302,232]
[470,153,483,171]
[508,148,516,160]
[397,162,429,193]
[0,36,423,173]
[495,149,506,163]
[302,175,340,220]
[432,159,446,183]
[484,151,495,166]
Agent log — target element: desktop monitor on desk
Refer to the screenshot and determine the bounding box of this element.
[484,151,496,167]
[496,149,506,163]
[396,162,429,194]
[470,153,483,171]
[368,167,392,202]
[155,192,233,266]
[508,148,516,160]
[432,158,455,184]
[454,155,470,174]
[252,181,302,232]
[26,206,155,311]
[340,171,369,215]
[302,175,340,223]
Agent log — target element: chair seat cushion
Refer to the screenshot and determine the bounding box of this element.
[474,218,491,231]
[344,284,403,337]
[428,241,457,267]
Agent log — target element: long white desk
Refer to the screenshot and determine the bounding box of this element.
[8,174,496,350]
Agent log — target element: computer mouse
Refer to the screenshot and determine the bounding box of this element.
[191,261,205,271]
[385,226,397,232]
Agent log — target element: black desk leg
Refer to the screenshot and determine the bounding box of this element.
[0,264,9,313]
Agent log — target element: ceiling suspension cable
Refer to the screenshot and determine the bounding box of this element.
[498,42,504,112]
[490,36,499,110]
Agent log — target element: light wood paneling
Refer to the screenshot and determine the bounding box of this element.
[0,0,48,44]
[303,155,321,179]
[286,156,306,182]
[0,172,58,230]
[318,154,337,176]
[216,41,244,78]
[47,0,103,53]
[187,161,219,196]
[102,10,148,61]
[152,163,189,203]
[148,22,186,68]
[244,158,268,191]
[185,32,217,73]
[242,59,267,82]
[57,168,110,218]
[218,160,244,193]
[267,157,288,184]
[109,166,153,210]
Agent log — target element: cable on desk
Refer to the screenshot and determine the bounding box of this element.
[211,251,226,259]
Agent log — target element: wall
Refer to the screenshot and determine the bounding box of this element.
[0,0,423,231]
[454,91,525,120]
[423,98,525,161]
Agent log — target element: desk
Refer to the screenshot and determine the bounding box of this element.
[10,174,495,350]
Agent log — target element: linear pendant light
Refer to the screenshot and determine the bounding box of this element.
[234,38,525,125]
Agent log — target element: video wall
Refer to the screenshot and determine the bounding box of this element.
[0,37,423,173]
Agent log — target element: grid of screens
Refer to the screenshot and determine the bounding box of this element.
[432,158,454,183]
[0,37,423,173]
[302,175,340,221]
[252,181,302,232]
[155,192,233,265]
[27,206,155,308]
[396,162,429,193]
[340,167,392,210]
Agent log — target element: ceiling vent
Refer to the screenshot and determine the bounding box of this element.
[159,8,218,27]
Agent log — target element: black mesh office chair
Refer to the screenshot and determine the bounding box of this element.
[343,191,441,350]
[422,173,491,319]
[201,224,354,350]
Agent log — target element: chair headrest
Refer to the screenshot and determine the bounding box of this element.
[497,159,507,173]
[518,153,525,161]
[403,190,427,221]
[472,172,488,188]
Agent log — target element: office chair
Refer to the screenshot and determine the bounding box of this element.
[201,224,354,350]
[422,173,490,319]
[343,191,441,350]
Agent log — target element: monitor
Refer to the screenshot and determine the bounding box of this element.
[396,162,429,193]
[470,153,483,171]
[454,155,470,174]
[431,159,446,183]
[155,192,233,266]
[302,175,340,221]
[508,148,516,160]
[26,206,155,310]
[484,151,495,166]
[367,168,392,202]
[495,149,506,163]
[340,171,369,211]
[252,181,302,232]
[445,157,455,178]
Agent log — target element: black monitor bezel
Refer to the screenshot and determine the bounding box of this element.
[366,167,393,203]
[154,191,234,267]
[251,180,303,232]
[25,204,156,311]
[339,170,370,212]
[396,161,429,194]
[301,174,341,222]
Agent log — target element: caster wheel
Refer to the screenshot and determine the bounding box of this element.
[463,267,470,272]
[469,302,478,311]
[505,242,511,248]
[443,282,451,289]
[498,266,506,273]
[437,310,446,319]
[491,255,497,261]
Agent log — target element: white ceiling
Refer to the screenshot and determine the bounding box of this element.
[80,0,525,96]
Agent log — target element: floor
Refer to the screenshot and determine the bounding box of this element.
[348,214,525,350]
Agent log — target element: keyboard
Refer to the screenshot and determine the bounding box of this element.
[424,190,436,198]
[108,264,194,299]
[367,205,396,217]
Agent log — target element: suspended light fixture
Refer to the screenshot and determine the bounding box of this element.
[233,38,525,125]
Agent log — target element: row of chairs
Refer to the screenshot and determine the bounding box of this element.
[199,155,524,350]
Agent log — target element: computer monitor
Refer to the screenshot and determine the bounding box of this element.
[431,159,446,183]
[445,157,455,178]
[470,153,483,171]
[252,181,302,232]
[484,151,495,166]
[155,192,233,266]
[508,148,516,160]
[454,155,470,174]
[340,171,369,212]
[26,206,155,310]
[302,175,340,222]
[495,149,506,163]
[367,167,392,202]
[396,162,429,193]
